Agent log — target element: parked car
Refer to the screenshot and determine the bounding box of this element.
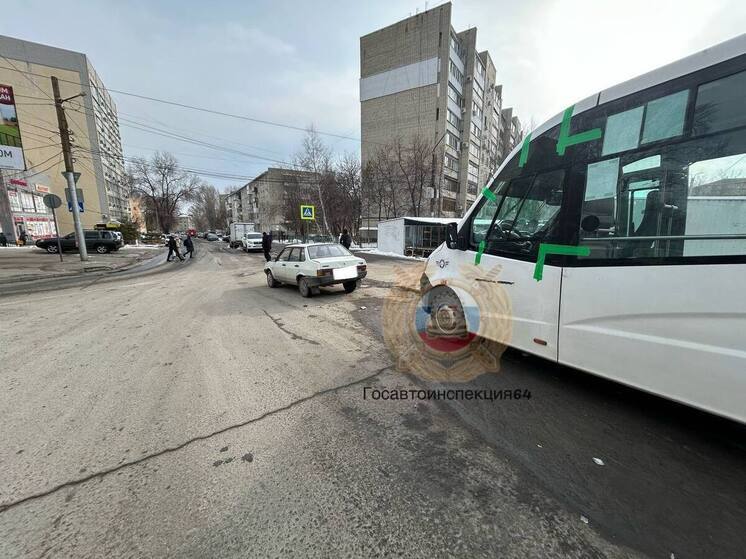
[241,232,264,252]
[264,243,367,297]
[206,233,219,241]
[35,230,123,254]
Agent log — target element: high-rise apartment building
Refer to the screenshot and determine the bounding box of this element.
[360,2,522,218]
[0,35,127,243]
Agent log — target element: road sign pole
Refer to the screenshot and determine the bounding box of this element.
[51,205,63,262]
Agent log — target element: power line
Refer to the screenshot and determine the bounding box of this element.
[0,63,362,143]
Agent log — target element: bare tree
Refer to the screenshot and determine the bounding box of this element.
[294,126,333,235]
[192,184,228,231]
[128,152,201,233]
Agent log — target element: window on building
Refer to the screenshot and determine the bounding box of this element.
[8,191,21,212]
[444,153,460,172]
[447,109,462,130]
[449,60,464,86]
[19,191,35,212]
[442,198,457,212]
[443,178,459,193]
[446,131,460,150]
[473,80,484,101]
[471,121,481,137]
[448,84,463,106]
[468,162,479,183]
[470,140,480,158]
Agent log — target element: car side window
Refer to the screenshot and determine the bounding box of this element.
[287,249,299,262]
[278,249,291,261]
[299,249,306,262]
[84,231,97,239]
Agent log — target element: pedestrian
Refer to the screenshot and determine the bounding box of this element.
[262,231,272,262]
[183,233,194,259]
[167,234,184,261]
[18,230,27,246]
[0,231,7,247]
[340,228,352,250]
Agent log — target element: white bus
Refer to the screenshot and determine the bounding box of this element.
[424,33,746,423]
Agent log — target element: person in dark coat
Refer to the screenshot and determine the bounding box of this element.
[339,228,352,250]
[183,234,194,259]
[0,231,7,247]
[167,235,184,261]
[261,232,272,262]
[18,230,27,246]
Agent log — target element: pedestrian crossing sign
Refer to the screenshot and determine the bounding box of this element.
[300,205,315,220]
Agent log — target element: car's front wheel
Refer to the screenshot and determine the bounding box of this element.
[298,277,313,298]
[343,280,358,294]
[94,244,110,254]
[266,271,279,288]
[46,244,58,254]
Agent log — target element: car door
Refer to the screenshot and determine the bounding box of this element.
[274,248,293,282]
[465,169,567,360]
[285,248,302,284]
[61,233,76,250]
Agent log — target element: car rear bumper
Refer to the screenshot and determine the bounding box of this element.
[305,271,367,287]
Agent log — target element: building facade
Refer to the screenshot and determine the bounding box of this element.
[0,35,127,243]
[360,2,523,218]
[227,167,317,235]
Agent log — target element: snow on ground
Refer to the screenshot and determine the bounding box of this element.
[352,248,427,261]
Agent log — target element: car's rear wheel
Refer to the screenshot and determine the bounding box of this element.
[46,244,58,254]
[298,277,312,298]
[343,280,358,293]
[95,244,110,254]
[266,271,279,288]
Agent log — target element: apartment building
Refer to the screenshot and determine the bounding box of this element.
[360,2,522,218]
[0,35,127,242]
[227,167,317,234]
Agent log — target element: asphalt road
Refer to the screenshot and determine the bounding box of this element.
[0,239,743,558]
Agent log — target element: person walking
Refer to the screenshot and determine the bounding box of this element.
[262,232,272,261]
[0,231,7,247]
[339,228,352,250]
[18,230,27,246]
[183,234,194,259]
[167,235,184,261]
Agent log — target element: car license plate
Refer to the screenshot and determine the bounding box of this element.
[333,265,357,280]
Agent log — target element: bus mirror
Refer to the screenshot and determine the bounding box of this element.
[547,190,563,206]
[446,222,460,249]
[581,215,600,233]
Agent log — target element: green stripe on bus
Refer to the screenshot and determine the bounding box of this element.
[482,188,497,202]
[533,243,591,281]
[518,131,532,168]
[556,105,602,156]
[475,240,486,265]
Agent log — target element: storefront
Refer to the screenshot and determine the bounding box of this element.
[2,178,56,242]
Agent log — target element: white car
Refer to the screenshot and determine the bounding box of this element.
[264,243,367,297]
[242,232,264,252]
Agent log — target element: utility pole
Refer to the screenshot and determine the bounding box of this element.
[51,76,88,261]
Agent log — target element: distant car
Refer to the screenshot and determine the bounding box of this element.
[206,233,219,241]
[35,230,122,254]
[242,232,264,252]
[264,243,367,298]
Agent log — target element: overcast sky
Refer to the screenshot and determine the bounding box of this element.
[3,0,745,189]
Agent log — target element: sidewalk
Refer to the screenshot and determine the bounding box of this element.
[0,244,165,284]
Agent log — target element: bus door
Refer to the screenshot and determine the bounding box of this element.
[467,169,567,360]
[558,146,746,417]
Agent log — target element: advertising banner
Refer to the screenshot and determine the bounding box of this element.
[0,84,26,170]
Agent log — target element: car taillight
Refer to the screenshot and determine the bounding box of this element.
[317,269,333,277]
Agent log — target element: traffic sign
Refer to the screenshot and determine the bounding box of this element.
[300,205,315,220]
[65,187,84,213]
[43,193,62,209]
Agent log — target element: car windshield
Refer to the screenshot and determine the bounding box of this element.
[307,245,351,259]
[246,233,262,239]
